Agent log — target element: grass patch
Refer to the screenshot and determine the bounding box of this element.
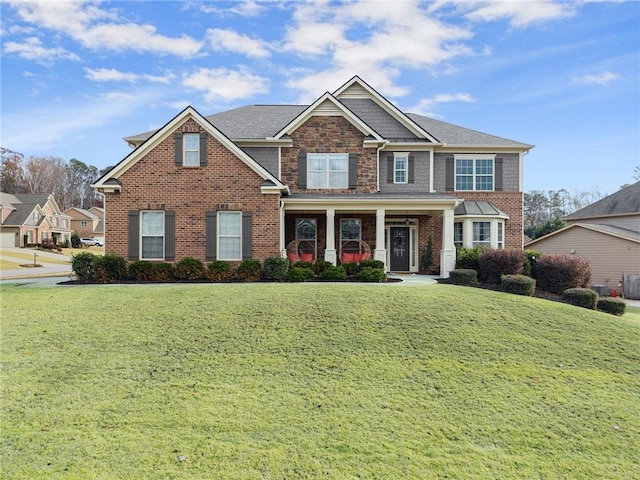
[0,259,23,270]
[1,283,638,479]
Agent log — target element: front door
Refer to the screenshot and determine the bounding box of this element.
[390,227,410,271]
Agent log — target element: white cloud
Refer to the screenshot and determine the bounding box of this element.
[182,67,269,103]
[199,0,265,17]
[462,0,576,28]
[572,71,622,86]
[206,28,271,58]
[84,68,175,83]
[2,36,80,64]
[410,93,477,116]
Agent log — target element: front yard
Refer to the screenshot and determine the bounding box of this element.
[1,283,638,479]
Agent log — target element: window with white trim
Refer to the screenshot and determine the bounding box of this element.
[218,211,242,260]
[394,153,408,184]
[497,222,504,249]
[308,153,348,189]
[183,133,200,167]
[81,220,87,228]
[140,211,164,260]
[472,221,491,248]
[340,218,361,243]
[455,156,494,191]
[454,222,463,248]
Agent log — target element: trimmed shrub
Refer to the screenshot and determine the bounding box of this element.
[292,261,314,271]
[562,288,598,309]
[71,252,98,282]
[420,236,435,273]
[263,256,289,281]
[449,269,479,286]
[95,254,128,283]
[71,233,81,248]
[358,267,387,283]
[478,249,525,284]
[174,257,207,280]
[128,260,154,281]
[524,249,542,278]
[318,265,347,281]
[208,261,233,282]
[536,255,591,295]
[149,262,174,282]
[287,266,315,282]
[456,246,484,271]
[237,259,262,282]
[314,260,333,275]
[597,298,626,316]
[360,259,385,270]
[342,262,360,277]
[501,274,536,296]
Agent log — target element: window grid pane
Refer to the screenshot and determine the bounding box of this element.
[218,212,241,260]
[141,211,164,260]
[307,153,348,189]
[456,158,494,191]
[454,222,463,248]
[183,133,199,166]
[341,219,361,240]
[473,221,491,247]
[296,219,316,240]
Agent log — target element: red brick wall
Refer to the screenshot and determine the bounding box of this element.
[103,118,281,262]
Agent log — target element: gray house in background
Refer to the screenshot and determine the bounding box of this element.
[526,181,640,298]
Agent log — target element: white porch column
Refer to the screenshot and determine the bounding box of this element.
[325,208,337,265]
[440,207,456,278]
[279,202,286,257]
[374,208,387,269]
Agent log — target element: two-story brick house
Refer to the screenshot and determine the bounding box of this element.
[93,76,533,277]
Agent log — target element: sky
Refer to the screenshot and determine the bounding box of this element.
[1,0,638,196]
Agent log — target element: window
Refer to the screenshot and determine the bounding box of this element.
[140,211,164,260]
[218,211,242,260]
[472,221,491,248]
[308,153,348,189]
[296,218,316,241]
[183,133,200,167]
[33,211,39,221]
[394,154,408,184]
[81,220,87,228]
[456,157,494,191]
[341,219,361,243]
[454,222,463,248]
[497,222,504,249]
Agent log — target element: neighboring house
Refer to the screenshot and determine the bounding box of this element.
[64,206,104,240]
[0,192,72,247]
[93,76,533,277]
[526,181,640,295]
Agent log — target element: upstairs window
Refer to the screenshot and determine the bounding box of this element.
[455,156,494,191]
[394,154,408,184]
[307,153,348,189]
[183,133,200,167]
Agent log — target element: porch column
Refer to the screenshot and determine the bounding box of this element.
[440,207,456,278]
[374,208,387,269]
[279,202,286,257]
[325,208,337,265]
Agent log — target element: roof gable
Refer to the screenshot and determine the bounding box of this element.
[94,106,287,193]
[526,222,640,246]
[564,182,640,220]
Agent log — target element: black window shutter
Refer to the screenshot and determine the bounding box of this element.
[387,155,394,183]
[242,211,252,260]
[348,153,358,189]
[298,151,307,188]
[164,210,175,261]
[445,157,454,191]
[174,133,183,167]
[495,157,504,191]
[206,211,216,261]
[408,155,415,184]
[128,210,139,260]
[199,133,208,166]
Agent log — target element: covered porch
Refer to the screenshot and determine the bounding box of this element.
[280,194,460,277]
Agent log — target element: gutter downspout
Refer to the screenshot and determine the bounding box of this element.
[376,141,389,192]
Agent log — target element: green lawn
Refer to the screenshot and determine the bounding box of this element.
[1,283,638,479]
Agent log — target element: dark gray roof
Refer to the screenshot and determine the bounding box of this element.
[2,193,48,226]
[455,200,508,217]
[206,105,307,139]
[407,113,532,147]
[584,223,640,241]
[339,98,420,140]
[564,182,640,219]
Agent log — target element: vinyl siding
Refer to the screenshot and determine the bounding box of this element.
[565,214,640,231]
[379,151,430,193]
[433,152,520,192]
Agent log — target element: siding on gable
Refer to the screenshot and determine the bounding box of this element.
[339,98,419,139]
[379,151,430,193]
[433,152,520,192]
[241,147,279,178]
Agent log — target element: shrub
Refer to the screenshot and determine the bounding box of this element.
[207,261,233,282]
[449,269,479,286]
[263,256,289,281]
[314,260,333,275]
[360,259,385,270]
[174,257,207,280]
[501,274,536,296]
[562,288,598,309]
[524,249,542,277]
[342,261,360,277]
[71,233,81,248]
[420,236,435,273]
[71,252,98,282]
[237,259,262,282]
[149,262,174,282]
[292,261,314,270]
[128,260,154,281]
[95,254,128,282]
[358,267,387,283]
[456,246,484,271]
[536,255,591,295]
[287,266,315,282]
[318,265,347,281]
[478,249,525,284]
[597,298,626,316]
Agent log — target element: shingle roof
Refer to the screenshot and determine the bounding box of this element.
[564,181,640,219]
[1,194,47,226]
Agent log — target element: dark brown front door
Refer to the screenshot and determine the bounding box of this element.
[390,227,410,271]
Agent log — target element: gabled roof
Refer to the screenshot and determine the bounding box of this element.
[564,181,640,220]
[94,106,287,194]
[64,207,101,221]
[526,222,640,247]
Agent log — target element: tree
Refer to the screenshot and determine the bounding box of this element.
[23,156,66,196]
[65,158,99,209]
[0,148,26,193]
[634,165,640,181]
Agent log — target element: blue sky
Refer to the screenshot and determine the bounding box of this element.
[1,0,638,195]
